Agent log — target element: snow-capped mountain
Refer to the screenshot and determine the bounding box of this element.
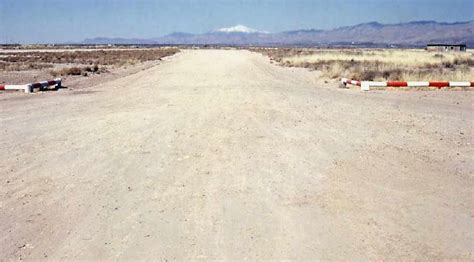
[81,21,474,47]
[214,25,268,34]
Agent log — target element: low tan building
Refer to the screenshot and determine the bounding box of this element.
[426,44,467,52]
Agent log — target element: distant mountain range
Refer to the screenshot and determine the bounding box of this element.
[81,21,474,47]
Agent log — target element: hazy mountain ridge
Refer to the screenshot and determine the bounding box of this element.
[82,21,474,47]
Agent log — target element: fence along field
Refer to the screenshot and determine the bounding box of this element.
[254,48,474,88]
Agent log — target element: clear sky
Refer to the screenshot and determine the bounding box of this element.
[1,0,473,44]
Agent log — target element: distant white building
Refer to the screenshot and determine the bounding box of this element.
[426,44,467,52]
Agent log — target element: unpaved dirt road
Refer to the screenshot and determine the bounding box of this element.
[1,50,473,260]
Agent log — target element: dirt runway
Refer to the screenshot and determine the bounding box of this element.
[1,50,473,260]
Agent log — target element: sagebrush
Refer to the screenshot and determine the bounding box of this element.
[254,48,474,81]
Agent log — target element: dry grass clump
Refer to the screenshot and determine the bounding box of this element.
[49,65,105,77]
[254,48,474,81]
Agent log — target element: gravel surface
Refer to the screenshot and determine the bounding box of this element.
[1,50,473,260]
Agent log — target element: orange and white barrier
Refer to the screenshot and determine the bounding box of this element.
[341,78,474,91]
[0,79,62,93]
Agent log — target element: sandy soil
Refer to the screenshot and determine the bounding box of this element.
[1,50,473,260]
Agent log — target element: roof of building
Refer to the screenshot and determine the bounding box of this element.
[427,44,467,47]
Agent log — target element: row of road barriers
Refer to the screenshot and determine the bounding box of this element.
[341,78,474,91]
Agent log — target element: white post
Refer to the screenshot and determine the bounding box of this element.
[25,84,33,93]
[361,82,370,91]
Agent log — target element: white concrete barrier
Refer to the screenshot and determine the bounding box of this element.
[0,79,61,93]
[0,84,32,93]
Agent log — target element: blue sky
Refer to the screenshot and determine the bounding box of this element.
[1,0,473,43]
